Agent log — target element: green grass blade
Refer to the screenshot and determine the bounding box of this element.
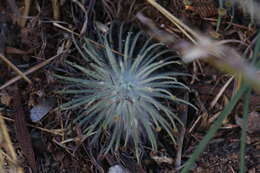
[238,31,260,173]
[181,84,248,173]
[252,32,260,66]
[239,88,251,173]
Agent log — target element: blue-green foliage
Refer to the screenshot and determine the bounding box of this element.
[55,23,193,159]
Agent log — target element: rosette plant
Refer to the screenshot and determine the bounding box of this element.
[55,22,193,160]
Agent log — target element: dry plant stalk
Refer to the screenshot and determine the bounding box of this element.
[146,0,199,43]
[143,0,260,91]
[0,145,3,173]
[1,114,64,136]
[52,0,60,20]
[13,87,37,172]
[0,53,31,84]
[0,51,66,90]
[0,112,24,173]
[20,0,31,27]
[236,0,260,24]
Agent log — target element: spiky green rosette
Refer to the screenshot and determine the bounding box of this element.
[55,23,192,160]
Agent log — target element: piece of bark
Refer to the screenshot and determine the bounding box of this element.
[13,86,37,172]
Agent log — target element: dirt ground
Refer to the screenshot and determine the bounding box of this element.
[0,0,259,173]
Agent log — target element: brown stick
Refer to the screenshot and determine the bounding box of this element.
[0,53,32,84]
[13,86,37,172]
[52,0,60,20]
[20,0,31,27]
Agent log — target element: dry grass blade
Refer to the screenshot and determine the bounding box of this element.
[0,53,31,84]
[0,112,24,173]
[52,0,60,20]
[80,0,96,35]
[20,0,31,27]
[53,22,80,36]
[177,38,260,90]
[210,76,234,108]
[0,52,63,90]
[1,114,64,136]
[0,146,3,173]
[139,2,260,91]
[53,22,124,55]
[146,0,199,43]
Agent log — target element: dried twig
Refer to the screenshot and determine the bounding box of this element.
[53,22,124,56]
[13,86,37,172]
[52,0,60,20]
[139,2,260,91]
[20,0,31,27]
[0,114,64,136]
[0,53,32,84]
[210,76,234,108]
[0,52,63,90]
[146,0,199,43]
